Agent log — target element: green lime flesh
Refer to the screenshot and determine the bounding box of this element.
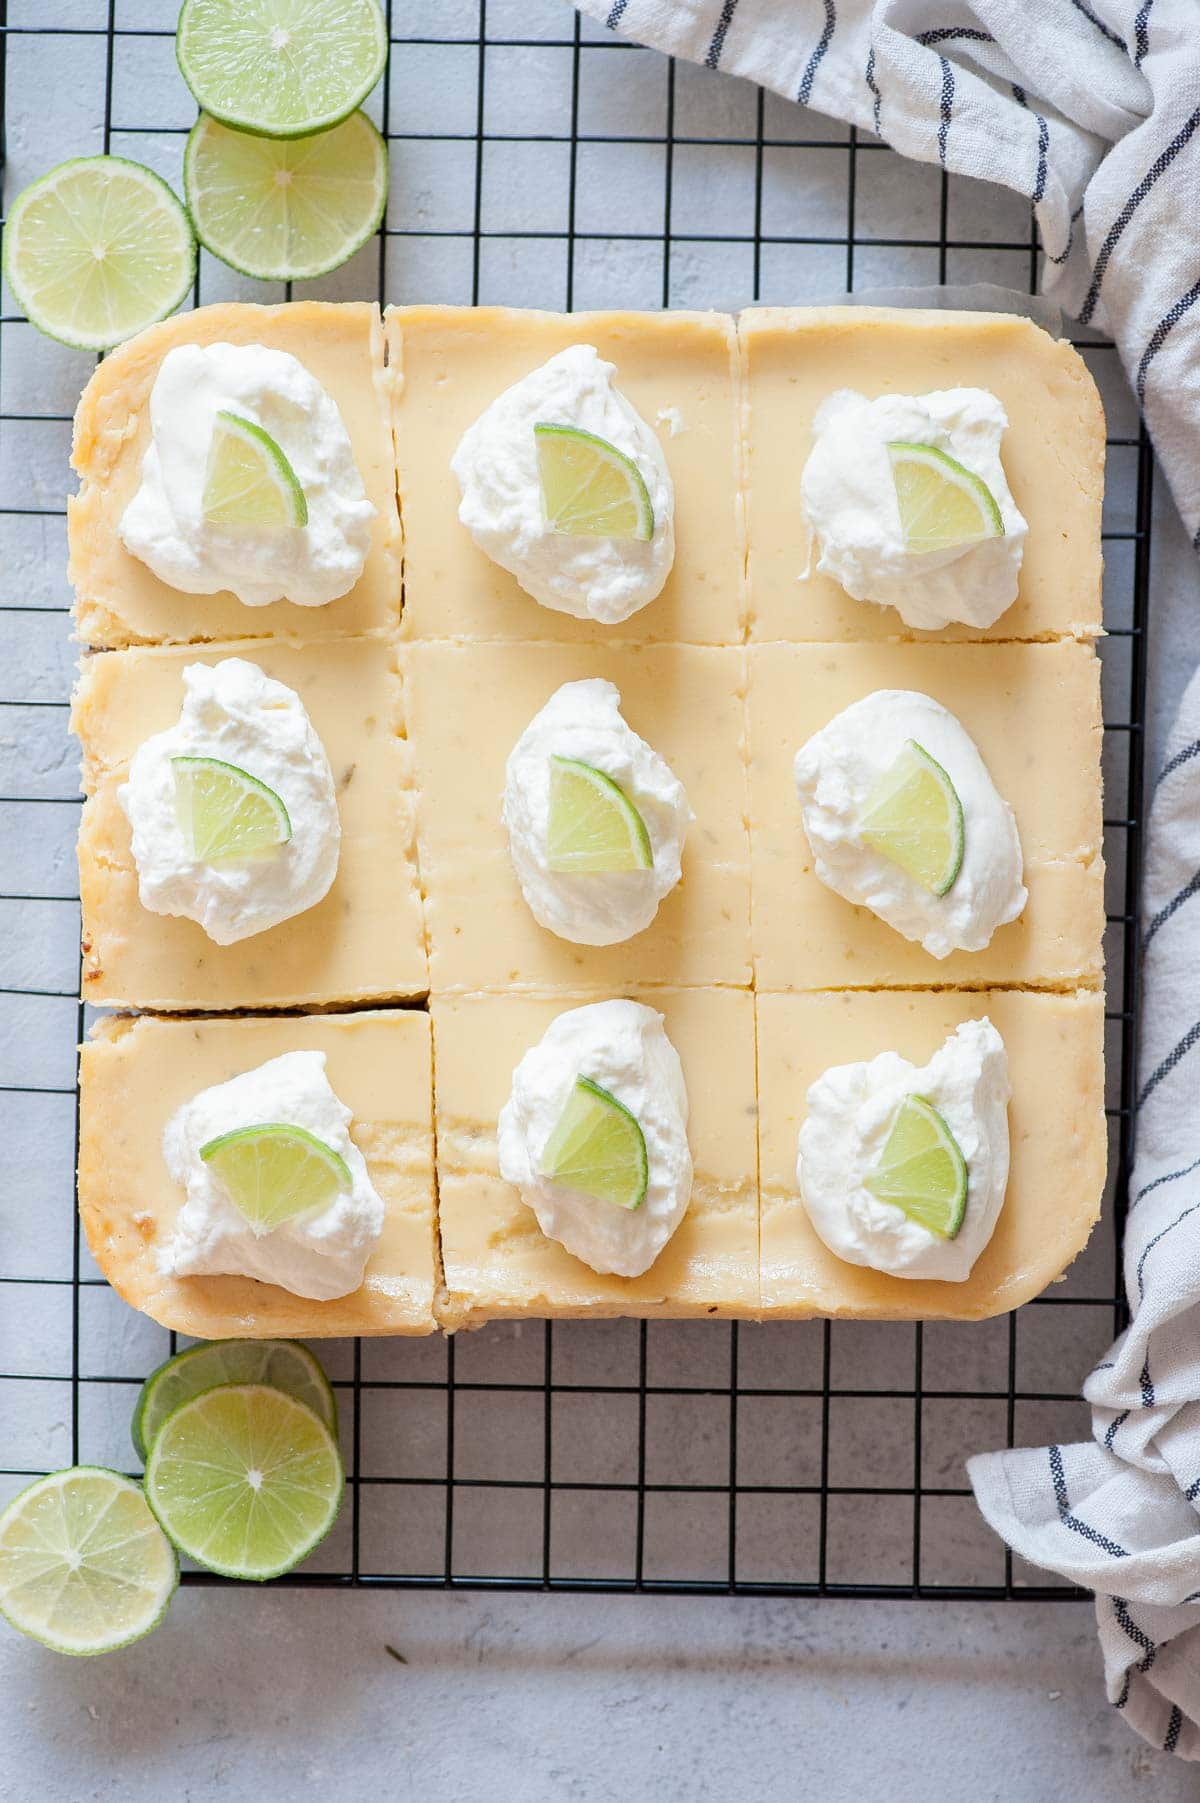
[540,1074,649,1211]
[546,755,654,874]
[534,422,654,541]
[184,109,387,282]
[144,1385,344,1581]
[172,755,293,864]
[132,1339,337,1462]
[199,1122,352,1237]
[865,1095,968,1239]
[2,156,195,351]
[859,738,965,897]
[0,1468,177,1655]
[176,0,388,139]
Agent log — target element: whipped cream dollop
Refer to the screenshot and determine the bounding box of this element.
[451,344,675,623]
[119,656,340,946]
[799,388,1027,631]
[161,1050,384,1300]
[797,1018,1011,1282]
[794,689,1026,958]
[503,679,692,946]
[498,1000,692,1278]
[119,342,375,607]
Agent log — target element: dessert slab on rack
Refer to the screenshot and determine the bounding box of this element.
[69,298,1108,1336]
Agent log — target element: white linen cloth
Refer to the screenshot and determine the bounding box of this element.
[968,667,1200,1762]
[577,0,1200,548]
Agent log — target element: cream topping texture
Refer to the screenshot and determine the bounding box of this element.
[161,1050,384,1301]
[119,657,341,946]
[502,678,692,946]
[799,387,1027,631]
[451,344,674,623]
[497,1000,692,1278]
[796,1018,1011,1283]
[793,689,1026,958]
[119,341,375,607]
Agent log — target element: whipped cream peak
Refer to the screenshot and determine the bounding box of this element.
[161,1049,384,1300]
[800,386,1027,631]
[119,656,341,946]
[794,689,1026,959]
[797,1018,1011,1282]
[451,344,675,623]
[497,1000,692,1278]
[119,341,375,607]
[503,678,692,946]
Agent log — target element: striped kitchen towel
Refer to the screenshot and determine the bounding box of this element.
[969,661,1200,1763]
[578,0,1200,549]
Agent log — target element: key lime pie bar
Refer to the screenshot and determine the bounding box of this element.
[70,301,399,647]
[386,306,745,643]
[74,636,426,1009]
[756,989,1106,1320]
[432,989,758,1326]
[741,306,1105,642]
[78,1010,437,1337]
[748,639,1104,990]
[404,642,751,991]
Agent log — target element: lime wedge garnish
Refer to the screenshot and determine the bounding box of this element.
[199,1123,352,1237]
[534,423,654,541]
[887,441,1004,555]
[132,1339,336,1462]
[172,755,293,864]
[1,156,195,352]
[184,110,388,283]
[859,738,964,898]
[540,1075,649,1211]
[865,1095,968,1239]
[0,1468,177,1656]
[176,0,388,139]
[546,755,653,874]
[144,1385,343,1581]
[203,411,308,529]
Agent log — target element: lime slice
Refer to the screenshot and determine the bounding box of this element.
[203,411,308,529]
[534,423,654,541]
[859,739,965,898]
[546,755,653,874]
[200,1122,352,1237]
[0,1468,177,1656]
[540,1075,649,1211]
[176,0,388,139]
[144,1385,343,1580]
[132,1340,336,1463]
[172,755,293,864]
[2,156,195,352]
[865,1095,968,1239]
[184,110,388,283]
[887,441,1004,555]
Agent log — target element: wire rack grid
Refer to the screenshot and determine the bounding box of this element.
[0,0,1150,1600]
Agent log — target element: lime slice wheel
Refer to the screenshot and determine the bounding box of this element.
[0,1468,177,1655]
[144,1385,344,1581]
[534,423,654,541]
[865,1095,968,1239]
[203,411,308,529]
[859,739,965,898]
[546,755,653,874]
[886,441,1004,555]
[200,1123,352,1237]
[176,0,389,139]
[172,755,292,864]
[540,1075,649,1211]
[132,1339,336,1462]
[2,156,195,352]
[184,110,388,283]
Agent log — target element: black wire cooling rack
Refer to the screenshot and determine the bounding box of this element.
[0,1,1151,1600]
